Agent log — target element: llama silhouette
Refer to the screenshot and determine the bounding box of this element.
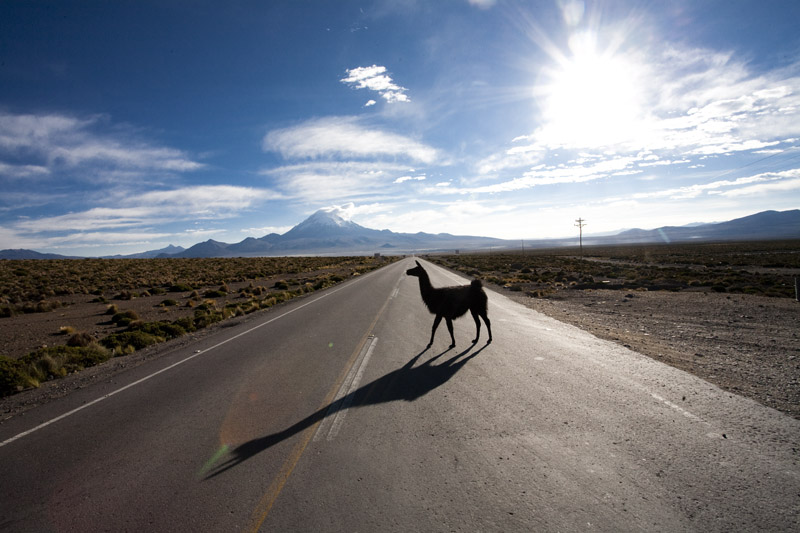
[406,260,492,348]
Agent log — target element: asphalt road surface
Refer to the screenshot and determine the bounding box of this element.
[1,258,798,532]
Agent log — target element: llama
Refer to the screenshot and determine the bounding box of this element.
[406,260,492,348]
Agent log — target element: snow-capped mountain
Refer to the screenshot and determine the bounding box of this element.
[168,209,506,257]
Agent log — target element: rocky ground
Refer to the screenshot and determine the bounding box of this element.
[2,274,799,422]
[504,288,800,419]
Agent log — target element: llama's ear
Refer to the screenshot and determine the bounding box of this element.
[416,260,421,266]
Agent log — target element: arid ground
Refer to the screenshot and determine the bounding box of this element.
[506,288,799,419]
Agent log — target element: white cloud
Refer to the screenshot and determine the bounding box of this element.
[394,175,426,183]
[0,111,204,177]
[262,161,413,204]
[135,185,279,213]
[341,65,410,104]
[449,156,640,195]
[361,200,519,238]
[12,185,278,234]
[716,175,800,197]
[0,161,50,179]
[241,225,293,237]
[467,0,497,8]
[263,116,437,163]
[321,202,387,221]
[629,169,800,201]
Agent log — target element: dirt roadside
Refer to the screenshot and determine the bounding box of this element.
[503,288,800,419]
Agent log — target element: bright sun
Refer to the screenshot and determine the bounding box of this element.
[537,34,645,149]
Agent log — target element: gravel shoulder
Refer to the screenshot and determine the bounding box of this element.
[503,288,800,419]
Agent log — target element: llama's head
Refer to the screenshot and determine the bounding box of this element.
[406,260,426,278]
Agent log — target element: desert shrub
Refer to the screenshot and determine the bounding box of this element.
[112,309,140,326]
[273,280,289,290]
[102,330,162,353]
[24,300,63,314]
[241,301,260,314]
[67,332,95,347]
[193,309,224,329]
[16,343,112,388]
[130,320,187,340]
[196,299,218,312]
[169,283,194,292]
[204,289,227,298]
[173,316,196,333]
[0,356,29,396]
[160,299,179,307]
[223,305,242,319]
[27,354,63,381]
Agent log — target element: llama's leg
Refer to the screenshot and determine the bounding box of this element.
[482,313,492,343]
[429,315,443,347]
[470,308,481,344]
[445,317,456,348]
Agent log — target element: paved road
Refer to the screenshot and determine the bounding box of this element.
[1,258,798,531]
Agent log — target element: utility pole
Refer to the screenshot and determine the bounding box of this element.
[575,218,587,256]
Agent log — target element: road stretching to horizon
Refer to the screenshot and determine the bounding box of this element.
[1,258,798,531]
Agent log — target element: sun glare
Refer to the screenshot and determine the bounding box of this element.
[537,34,645,149]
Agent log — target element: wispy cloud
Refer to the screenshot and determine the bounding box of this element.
[0,111,205,178]
[394,174,426,184]
[263,116,437,163]
[0,161,50,179]
[12,185,278,234]
[445,156,640,195]
[341,65,410,104]
[467,0,497,9]
[261,161,418,205]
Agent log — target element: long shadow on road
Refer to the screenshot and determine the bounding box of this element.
[205,342,489,479]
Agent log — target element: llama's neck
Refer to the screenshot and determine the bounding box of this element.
[416,272,435,304]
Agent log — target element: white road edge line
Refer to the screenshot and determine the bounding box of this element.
[314,336,378,442]
[0,274,377,449]
[650,393,707,424]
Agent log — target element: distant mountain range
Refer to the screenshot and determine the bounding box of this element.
[166,209,508,258]
[1,209,798,260]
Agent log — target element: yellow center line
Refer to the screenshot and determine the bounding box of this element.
[246,271,401,532]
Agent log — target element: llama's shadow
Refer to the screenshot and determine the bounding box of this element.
[204,342,489,479]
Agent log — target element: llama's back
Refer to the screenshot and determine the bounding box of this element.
[427,281,486,318]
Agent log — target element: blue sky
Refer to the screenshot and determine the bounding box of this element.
[1,0,799,256]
